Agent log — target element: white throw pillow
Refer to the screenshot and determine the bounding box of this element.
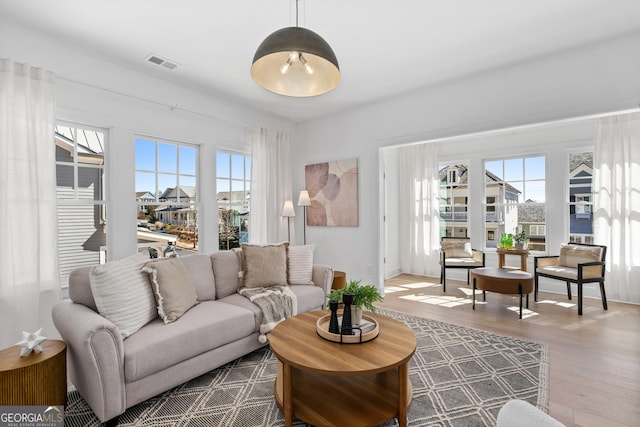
[288,244,315,285]
[90,252,157,338]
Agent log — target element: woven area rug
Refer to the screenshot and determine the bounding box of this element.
[64,309,549,426]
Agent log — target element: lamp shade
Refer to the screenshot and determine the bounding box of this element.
[297,190,311,206]
[281,200,296,217]
[251,27,340,97]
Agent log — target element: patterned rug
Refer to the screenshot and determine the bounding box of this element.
[64,309,549,426]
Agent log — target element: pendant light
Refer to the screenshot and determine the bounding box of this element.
[251,0,340,97]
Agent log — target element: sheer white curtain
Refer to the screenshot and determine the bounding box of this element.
[594,112,640,304]
[0,59,58,349]
[249,127,293,244]
[398,142,441,277]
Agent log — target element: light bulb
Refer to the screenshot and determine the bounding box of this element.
[289,52,300,62]
[280,62,290,74]
[299,55,314,74]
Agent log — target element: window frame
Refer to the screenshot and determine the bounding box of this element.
[55,121,108,286]
[567,149,594,244]
[483,154,547,252]
[216,150,251,249]
[135,135,200,253]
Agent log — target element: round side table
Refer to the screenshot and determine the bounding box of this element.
[0,340,67,406]
[332,270,346,289]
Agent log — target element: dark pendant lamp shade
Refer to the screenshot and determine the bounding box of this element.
[251,26,340,97]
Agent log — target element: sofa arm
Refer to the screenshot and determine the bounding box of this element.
[52,301,126,422]
[578,261,605,279]
[312,264,334,298]
[535,256,559,268]
[497,400,565,427]
[471,249,485,264]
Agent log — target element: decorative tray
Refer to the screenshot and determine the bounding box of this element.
[316,313,380,344]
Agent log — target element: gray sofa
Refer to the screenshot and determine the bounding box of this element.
[52,250,333,423]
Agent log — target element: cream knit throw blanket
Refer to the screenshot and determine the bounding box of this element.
[238,285,297,343]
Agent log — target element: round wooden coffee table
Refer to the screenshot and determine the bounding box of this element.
[269,310,416,427]
[471,267,534,319]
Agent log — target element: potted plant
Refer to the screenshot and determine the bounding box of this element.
[327,280,383,325]
[514,230,527,249]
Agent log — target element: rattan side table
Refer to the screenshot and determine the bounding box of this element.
[0,339,67,406]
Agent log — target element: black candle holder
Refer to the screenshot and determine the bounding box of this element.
[328,300,340,334]
[341,292,354,335]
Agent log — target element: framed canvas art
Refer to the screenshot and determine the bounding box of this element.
[305,158,358,226]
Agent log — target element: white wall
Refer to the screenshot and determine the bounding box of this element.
[293,32,640,291]
[1,20,294,261]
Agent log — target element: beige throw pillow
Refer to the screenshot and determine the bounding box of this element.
[89,252,157,338]
[441,239,473,258]
[288,244,315,285]
[241,242,289,288]
[142,257,198,324]
[559,244,603,268]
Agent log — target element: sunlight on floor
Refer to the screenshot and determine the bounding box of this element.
[399,293,474,307]
[384,282,439,294]
[507,306,540,319]
[537,299,576,309]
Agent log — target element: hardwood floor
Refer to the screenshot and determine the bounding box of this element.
[380,274,640,427]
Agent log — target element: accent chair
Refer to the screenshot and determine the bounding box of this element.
[439,237,485,292]
[534,243,607,315]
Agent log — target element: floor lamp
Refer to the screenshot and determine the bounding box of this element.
[297,190,311,245]
[281,200,295,242]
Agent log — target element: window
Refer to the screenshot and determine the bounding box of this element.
[568,151,594,244]
[217,151,251,249]
[439,164,469,238]
[484,155,546,251]
[55,123,107,286]
[135,137,198,255]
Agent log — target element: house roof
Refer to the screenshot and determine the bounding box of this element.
[160,186,196,200]
[440,165,521,195]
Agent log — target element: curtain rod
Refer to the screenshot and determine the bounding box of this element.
[55,75,252,129]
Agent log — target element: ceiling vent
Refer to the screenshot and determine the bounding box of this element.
[145,54,179,70]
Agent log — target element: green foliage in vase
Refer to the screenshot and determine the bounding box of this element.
[514,230,527,244]
[326,279,384,312]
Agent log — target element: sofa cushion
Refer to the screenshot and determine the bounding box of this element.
[142,257,198,324]
[287,284,325,312]
[210,251,242,298]
[443,258,483,267]
[217,293,263,332]
[68,266,98,311]
[441,239,473,258]
[178,254,216,301]
[559,244,603,268]
[536,265,602,280]
[288,244,315,285]
[241,243,289,288]
[89,253,157,338]
[122,301,256,382]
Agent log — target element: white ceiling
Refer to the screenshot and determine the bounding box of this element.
[2,0,640,122]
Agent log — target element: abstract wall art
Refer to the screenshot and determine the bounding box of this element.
[305,158,359,227]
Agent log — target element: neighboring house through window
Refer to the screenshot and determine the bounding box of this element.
[216,151,250,249]
[484,156,546,251]
[568,151,594,244]
[55,123,107,287]
[439,164,469,238]
[135,137,198,255]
